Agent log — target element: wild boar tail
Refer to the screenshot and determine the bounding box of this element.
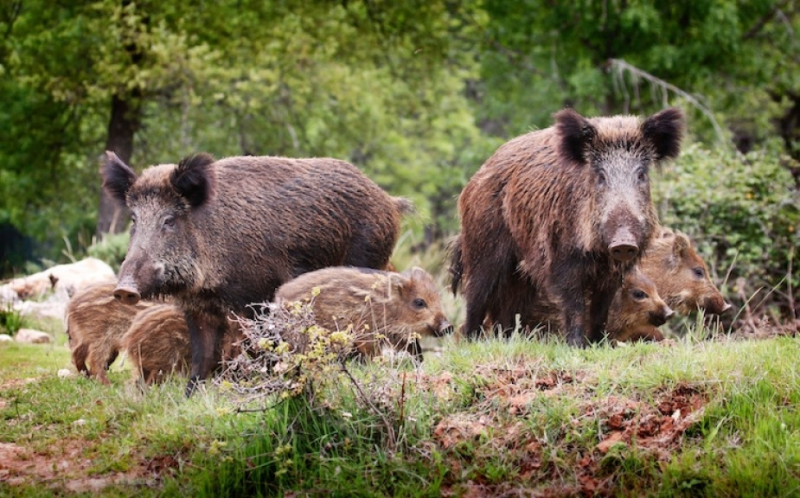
[393,197,415,215]
[448,235,464,297]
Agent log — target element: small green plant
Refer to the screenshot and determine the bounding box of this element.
[0,304,24,336]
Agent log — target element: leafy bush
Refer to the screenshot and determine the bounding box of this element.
[654,142,800,319]
[0,305,24,336]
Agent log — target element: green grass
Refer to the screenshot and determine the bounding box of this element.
[2,320,800,496]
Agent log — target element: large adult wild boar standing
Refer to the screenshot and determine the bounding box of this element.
[102,152,410,394]
[452,108,684,346]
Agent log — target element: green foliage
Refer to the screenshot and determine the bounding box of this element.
[0,304,23,336]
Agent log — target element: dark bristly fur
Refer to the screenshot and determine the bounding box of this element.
[102,152,411,395]
[448,235,464,297]
[170,153,216,208]
[453,108,684,346]
[100,151,137,202]
[275,266,452,360]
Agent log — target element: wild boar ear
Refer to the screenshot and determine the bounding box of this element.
[642,108,684,161]
[101,151,137,205]
[672,232,691,260]
[555,108,597,166]
[170,153,216,208]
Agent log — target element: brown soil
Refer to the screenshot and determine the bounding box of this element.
[0,432,181,493]
[430,360,710,497]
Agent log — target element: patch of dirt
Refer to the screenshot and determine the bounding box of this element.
[433,413,491,450]
[0,377,40,391]
[723,316,799,341]
[591,382,707,459]
[417,370,458,401]
[470,363,589,416]
[0,437,178,492]
[429,371,711,497]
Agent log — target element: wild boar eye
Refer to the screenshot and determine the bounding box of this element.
[597,170,607,186]
[412,298,427,309]
[162,215,176,229]
[693,267,705,278]
[636,168,647,184]
[632,290,647,300]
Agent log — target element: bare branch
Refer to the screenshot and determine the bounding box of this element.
[743,0,791,40]
[607,58,728,146]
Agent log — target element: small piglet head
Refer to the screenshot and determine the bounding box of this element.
[387,266,453,340]
[101,151,217,304]
[657,229,732,315]
[623,268,674,327]
[556,108,684,264]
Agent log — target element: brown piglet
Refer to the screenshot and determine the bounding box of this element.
[275,266,452,359]
[64,280,153,384]
[607,268,674,343]
[640,228,732,316]
[122,304,244,386]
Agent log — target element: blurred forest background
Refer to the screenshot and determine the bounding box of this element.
[0,0,798,323]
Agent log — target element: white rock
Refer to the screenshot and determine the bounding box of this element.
[0,286,18,305]
[14,328,51,344]
[1,257,115,300]
[58,369,75,378]
[13,300,66,321]
[0,334,12,343]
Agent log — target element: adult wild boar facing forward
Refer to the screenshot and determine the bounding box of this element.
[102,152,410,394]
[453,108,684,346]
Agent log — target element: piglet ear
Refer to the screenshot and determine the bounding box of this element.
[388,273,410,299]
[642,108,684,161]
[555,108,597,166]
[170,153,216,208]
[672,232,692,260]
[404,266,428,281]
[101,151,137,205]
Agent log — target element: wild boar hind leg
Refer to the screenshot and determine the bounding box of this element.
[184,311,224,397]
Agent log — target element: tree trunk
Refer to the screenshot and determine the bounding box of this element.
[95,90,142,239]
[96,0,146,240]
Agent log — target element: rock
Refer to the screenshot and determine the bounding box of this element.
[0,286,18,305]
[13,301,66,321]
[1,258,115,300]
[14,328,51,344]
[0,334,12,343]
[58,369,75,378]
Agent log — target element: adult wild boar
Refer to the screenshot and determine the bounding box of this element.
[275,266,452,359]
[102,152,410,394]
[452,108,684,345]
[639,228,731,316]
